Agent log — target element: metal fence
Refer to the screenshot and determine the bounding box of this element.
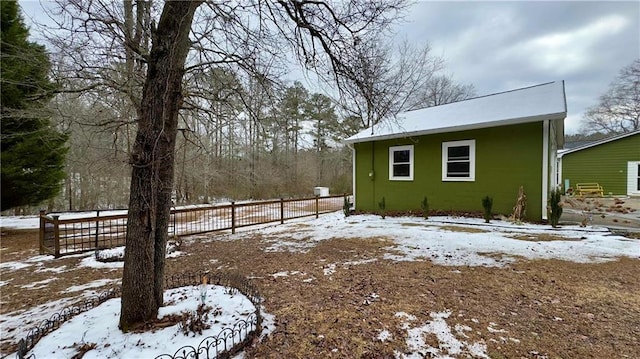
[40,195,347,257]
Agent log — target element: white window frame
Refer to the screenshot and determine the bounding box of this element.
[389,145,414,181]
[442,140,476,182]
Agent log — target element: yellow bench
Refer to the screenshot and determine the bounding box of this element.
[575,183,604,197]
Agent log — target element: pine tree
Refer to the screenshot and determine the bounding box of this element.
[1,0,67,211]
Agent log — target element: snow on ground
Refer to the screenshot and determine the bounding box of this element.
[0,215,41,229]
[248,212,640,267]
[28,285,256,358]
[2,211,639,357]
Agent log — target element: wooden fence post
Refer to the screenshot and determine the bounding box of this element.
[52,215,60,258]
[39,210,46,255]
[315,195,319,219]
[94,210,100,250]
[231,202,236,234]
[280,198,284,224]
[172,207,177,237]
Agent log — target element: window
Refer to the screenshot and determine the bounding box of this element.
[389,145,414,181]
[442,140,475,181]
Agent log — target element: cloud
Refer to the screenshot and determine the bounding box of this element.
[499,15,629,75]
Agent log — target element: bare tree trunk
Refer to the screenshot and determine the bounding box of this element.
[120,0,201,331]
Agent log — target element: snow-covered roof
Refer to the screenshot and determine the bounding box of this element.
[558,130,640,158]
[345,81,567,144]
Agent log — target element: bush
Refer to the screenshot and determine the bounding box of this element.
[343,195,351,217]
[548,188,563,228]
[482,196,493,223]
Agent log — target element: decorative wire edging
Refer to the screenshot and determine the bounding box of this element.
[16,287,121,359]
[15,271,263,359]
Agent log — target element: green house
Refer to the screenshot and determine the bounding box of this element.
[558,130,640,196]
[345,81,567,221]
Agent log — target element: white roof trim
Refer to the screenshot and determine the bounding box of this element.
[345,81,567,144]
[558,130,640,158]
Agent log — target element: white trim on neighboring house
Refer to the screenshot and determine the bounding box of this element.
[542,120,550,220]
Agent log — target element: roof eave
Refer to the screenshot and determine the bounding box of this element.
[558,129,640,158]
[344,112,566,144]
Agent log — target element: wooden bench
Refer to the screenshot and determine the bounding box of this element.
[575,183,604,197]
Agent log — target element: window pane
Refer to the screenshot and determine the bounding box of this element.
[447,162,470,177]
[393,164,410,177]
[448,146,469,160]
[393,150,410,163]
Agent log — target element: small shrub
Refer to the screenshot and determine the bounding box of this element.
[378,197,386,219]
[420,196,429,219]
[481,196,493,223]
[179,304,219,336]
[547,188,563,228]
[343,195,351,217]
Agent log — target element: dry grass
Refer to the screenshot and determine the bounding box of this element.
[507,233,585,242]
[1,227,639,358]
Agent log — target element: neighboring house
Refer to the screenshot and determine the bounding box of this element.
[558,130,640,196]
[344,81,567,221]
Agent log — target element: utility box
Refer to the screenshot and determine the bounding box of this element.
[313,187,329,197]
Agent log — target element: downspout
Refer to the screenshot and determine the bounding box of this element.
[371,141,375,210]
[347,142,356,209]
[542,120,550,221]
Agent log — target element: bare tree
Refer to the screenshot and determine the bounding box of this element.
[582,59,640,135]
[40,0,408,329]
[408,74,476,109]
[335,36,445,130]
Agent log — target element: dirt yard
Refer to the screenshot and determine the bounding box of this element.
[1,220,639,358]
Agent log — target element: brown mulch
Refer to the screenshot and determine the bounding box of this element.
[1,226,639,358]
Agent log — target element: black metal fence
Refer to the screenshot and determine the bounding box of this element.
[16,271,263,359]
[40,195,347,257]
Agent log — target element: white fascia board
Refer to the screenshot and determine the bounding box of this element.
[344,112,566,144]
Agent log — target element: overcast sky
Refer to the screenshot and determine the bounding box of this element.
[19,1,639,135]
[391,1,639,134]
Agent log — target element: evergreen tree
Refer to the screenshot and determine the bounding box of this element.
[1,0,67,211]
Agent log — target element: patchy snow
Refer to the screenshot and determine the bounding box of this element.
[0,215,40,229]
[28,285,257,358]
[3,210,639,357]
[395,310,490,359]
[248,212,639,267]
[323,263,337,276]
[0,261,31,271]
[63,279,119,293]
[20,278,57,289]
[79,255,123,269]
[378,329,392,342]
[36,265,69,274]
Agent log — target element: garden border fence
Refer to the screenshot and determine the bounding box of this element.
[39,194,348,257]
[16,270,263,359]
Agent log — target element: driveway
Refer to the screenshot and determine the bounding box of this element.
[561,196,640,233]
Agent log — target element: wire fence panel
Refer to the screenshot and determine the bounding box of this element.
[40,195,348,257]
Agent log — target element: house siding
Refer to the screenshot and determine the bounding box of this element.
[561,133,640,195]
[354,122,545,220]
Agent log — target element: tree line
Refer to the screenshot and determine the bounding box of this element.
[3,0,478,214]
